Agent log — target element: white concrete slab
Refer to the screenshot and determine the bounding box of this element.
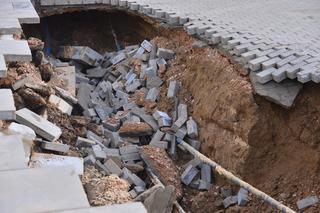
[16,108,62,141]
[0,18,21,34]
[0,135,27,171]
[49,94,73,115]
[0,40,32,61]
[56,202,148,213]
[0,89,16,120]
[0,166,90,213]
[29,152,84,175]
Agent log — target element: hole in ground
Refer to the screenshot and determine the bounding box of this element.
[22,10,159,54]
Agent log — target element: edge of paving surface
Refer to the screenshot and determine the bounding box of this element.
[39,0,320,85]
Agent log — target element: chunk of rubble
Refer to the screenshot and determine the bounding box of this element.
[143,186,175,213]
[8,122,36,141]
[58,46,103,66]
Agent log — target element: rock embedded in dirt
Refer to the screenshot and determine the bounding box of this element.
[119,122,153,137]
[297,196,319,211]
[140,146,183,199]
[18,88,46,109]
[38,63,54,82]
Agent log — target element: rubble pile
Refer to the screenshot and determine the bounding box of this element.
[3,36,303,212]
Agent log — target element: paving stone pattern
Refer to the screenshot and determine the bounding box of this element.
[40,0,320,84]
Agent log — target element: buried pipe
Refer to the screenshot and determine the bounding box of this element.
[178,141,296,213]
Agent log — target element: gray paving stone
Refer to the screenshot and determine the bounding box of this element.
[297,196,319,211]
[181,164,199,185]
[0,166,89,213]
[256,68,276,84]
[104,158,122,176]
[0,89,16,120]
[16,108,62,141]
[186,117,198,138]
[0,18,21,34]
[146,87,160,102]
[249,56,270,71]
[150,140,168,149]
[49,94,73,115]
[237,188,249,206]
[223,196,238,208]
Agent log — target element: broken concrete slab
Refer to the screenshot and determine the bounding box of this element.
[77,83,92,111]
[0,166,90,213]
[250,72,303,108]
[29,152,83,175]
[143,185,175,213]
[41,141,70,153]
[49,94,73,115]
[0,135,27,171]
[0,89,16,120]
[16,108,62,142]
[0,40,32,61]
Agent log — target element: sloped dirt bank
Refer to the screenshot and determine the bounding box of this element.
[154,29,320,211]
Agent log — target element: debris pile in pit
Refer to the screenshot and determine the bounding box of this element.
[1,35,312,212]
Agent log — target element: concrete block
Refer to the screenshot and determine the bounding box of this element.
[158,117,172,127]
[86,67,108,78]
[119,145,138,155]
[94,105,113,120]
[76,137,95,148]
[30,152,83,175]
[146,76,163,89]
[163,133,174,142]
[95,160,110,175]
[237,188,249,206]
[187,117,198,138]
[249,56,270,71]
[261,57,281,69]
[297,196,319,211]
[0,89,16,120]
[256,68,276,84]
[103,118,121,132]
[0,166,89,213]
[84,154,96,166]
[150,130,165,144]
[134,186,145,195]
[141,40,153,52]
[173,104,188,130]
[223,196,238,208]
[175,126,187,139]
[0,18,21,35]
[201,164,212,183]
[150,141,168,149]
[111,52,126,65]
[103,130,121,147]
[181,164,199,185]
[286,62,306,79]
[157,48,175,60]
[49,94,73,115]
[104,159,122,176]
[0,55,7,77]
[92,145,107,160]
[16,108,62,142]
[121,152,141,162]
[167,80,179,98]
[41,141,70,153]
[126,79,141,93]
[186,137,201,150]
[146,87,160,102]
[272,64,292,82]
[131,107,158,131]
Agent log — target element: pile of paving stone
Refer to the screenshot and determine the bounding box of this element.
[53,39,214,198]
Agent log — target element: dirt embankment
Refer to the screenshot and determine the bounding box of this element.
[154,28,320,211]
